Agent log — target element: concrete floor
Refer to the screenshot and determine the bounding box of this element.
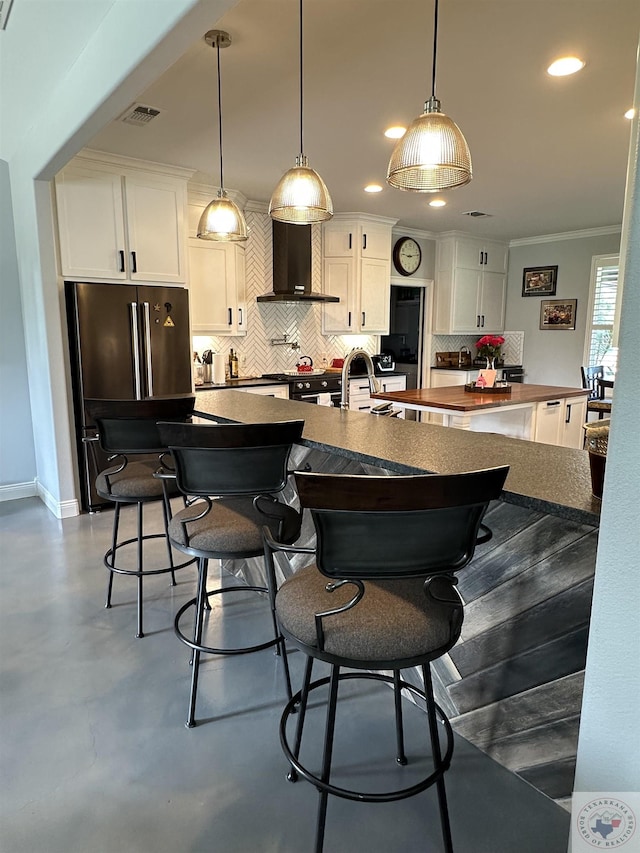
[0,497,571,853]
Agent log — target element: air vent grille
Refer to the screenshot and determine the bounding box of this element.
[462,210,492,218]
[0,0,16,29]
[120,104,162,127]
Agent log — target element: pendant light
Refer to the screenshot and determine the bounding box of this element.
[269,0,333,224]
[197,30,248,242]
[386,0,472,192]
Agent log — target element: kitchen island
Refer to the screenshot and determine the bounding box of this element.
[194,390,599,804]
[372,382,589,447]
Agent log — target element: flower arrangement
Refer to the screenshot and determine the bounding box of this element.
[476,334,505,363]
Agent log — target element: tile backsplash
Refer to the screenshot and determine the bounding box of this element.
[430,331,525,366]
[192,210,377,376]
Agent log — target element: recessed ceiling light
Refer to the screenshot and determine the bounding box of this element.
[429,199,446,208]
[625,108,636,120]
[547,56,585,77]
[364,184,383,193]
[384,126,406,139]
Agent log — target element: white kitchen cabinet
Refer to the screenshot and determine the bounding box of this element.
[534,395,588,448]
[434,235,508,334]
[240,384,288,399]
[349,374,406,417]
[188,239,246,335]
[54,153,190,283]
[429,368,479,388]
[322,215,397,335]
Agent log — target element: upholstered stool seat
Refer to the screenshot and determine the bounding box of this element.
[158,419,305,729]
[265,466,510,853]
[86,396,196,639]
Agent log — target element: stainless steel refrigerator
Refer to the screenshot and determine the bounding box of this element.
[65,281,193,511]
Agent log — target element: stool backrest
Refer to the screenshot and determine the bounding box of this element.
[295,467,509,579]
[158,420,305,497]
[581,365,605,401]
[86,396,195,454]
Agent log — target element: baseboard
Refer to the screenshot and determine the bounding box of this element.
[36,480,80,518]
[0,480,38,502]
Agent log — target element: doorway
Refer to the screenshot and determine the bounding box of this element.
[381,285,425,419]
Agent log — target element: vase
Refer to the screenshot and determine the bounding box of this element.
[486,356,496,370]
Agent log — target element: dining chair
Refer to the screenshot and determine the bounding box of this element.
[581,365,613,420]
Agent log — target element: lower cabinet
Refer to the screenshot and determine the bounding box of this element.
[535,396,587,449]
[239,385,289,399]
[349,375,407,416]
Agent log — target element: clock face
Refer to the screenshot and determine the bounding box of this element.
[394,238,422,276]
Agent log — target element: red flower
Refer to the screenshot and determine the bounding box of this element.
[475,334,505,359]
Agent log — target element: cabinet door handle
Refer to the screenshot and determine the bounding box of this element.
[131,251,137,274]
[348,233,352,250]
[477,315,481,328]
[363,233,367,251]
[348,311,352,327]
[565,404,571,424]
[228,308,233,326]
[479,250,483,265]
[119,250,125,273]
[546,400,561,407]
[238,307,243,326]
[362,311,366,327]
[358,405,371,411]
[481,314,485,327]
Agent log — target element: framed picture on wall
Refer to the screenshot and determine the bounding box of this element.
[540,298,577,330]
[522,265,558,296]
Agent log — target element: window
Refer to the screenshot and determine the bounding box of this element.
[585,254,619,377]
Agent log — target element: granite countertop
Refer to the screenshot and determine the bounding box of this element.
[194,389,600,526]
[372,383,589,412]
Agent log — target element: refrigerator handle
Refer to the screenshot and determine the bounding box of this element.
[142,302,153,397]
[129,302,143,400]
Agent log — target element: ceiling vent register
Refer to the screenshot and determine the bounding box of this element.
[120,104,162,127]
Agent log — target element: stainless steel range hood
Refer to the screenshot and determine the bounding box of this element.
[256,221,339,303]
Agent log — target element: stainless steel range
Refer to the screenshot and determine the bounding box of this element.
[261,372,343,406]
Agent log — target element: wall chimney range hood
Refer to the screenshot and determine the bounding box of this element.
[256,221,339,303]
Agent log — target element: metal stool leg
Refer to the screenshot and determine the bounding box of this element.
[186,557,209,728]
[287,655,314,783]
[160,491,177,586]
[105,503,120,609]
[136,502,144,639]
[315,663,340,853]
[423,664,454,853]
[393,669,408,766]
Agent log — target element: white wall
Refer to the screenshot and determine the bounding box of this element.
[505,230,621,386]
[0,160,36,498]
[0,0,237,516]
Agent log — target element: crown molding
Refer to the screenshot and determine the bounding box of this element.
[509,225,621,247]
[327,212,399,227]
[76,148,196,180]
[187,181,247,209]
[392,225,438,241]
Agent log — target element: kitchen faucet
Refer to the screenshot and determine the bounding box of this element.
[458,346,471,366]
[340,348,379,410]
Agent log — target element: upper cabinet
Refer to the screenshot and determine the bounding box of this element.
[54,151,192,283]
[433,235,508,334]
[188,239,246,336]
[321,214,397,335]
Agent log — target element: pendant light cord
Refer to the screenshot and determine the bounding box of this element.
[299,0,304,155]
[217,38,225,191]
[431,0,439,99]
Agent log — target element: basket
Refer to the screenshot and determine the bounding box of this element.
[583,420,610,456]
[583,420,609,498]
[464,382,511,394]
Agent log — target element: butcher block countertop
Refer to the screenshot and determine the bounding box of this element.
[371,383,588,412]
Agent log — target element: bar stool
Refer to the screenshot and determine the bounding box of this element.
[86,396,196,638]
[263,466,509,853]
[157,419,305,728]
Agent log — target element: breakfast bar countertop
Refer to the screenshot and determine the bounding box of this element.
[194,389,601,526]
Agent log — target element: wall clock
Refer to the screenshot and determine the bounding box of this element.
[393,237,422,276]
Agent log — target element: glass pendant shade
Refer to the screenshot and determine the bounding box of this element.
[387,97,472,192]
[269,154,333,224]
[197,190,248,241]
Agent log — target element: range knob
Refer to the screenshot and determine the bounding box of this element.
[304,382,311,389]
[321,380,328,387]
[295,382,304,390]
